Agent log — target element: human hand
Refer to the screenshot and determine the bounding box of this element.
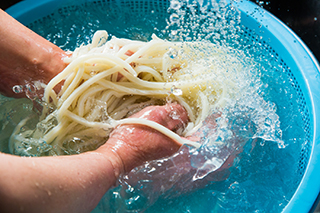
[96,103,189,174]
[118,113,240,206]
[0,9,69,99]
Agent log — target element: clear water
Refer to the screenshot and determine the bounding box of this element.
[0,0,309,212]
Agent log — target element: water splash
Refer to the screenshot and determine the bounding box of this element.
[0,0,308,212]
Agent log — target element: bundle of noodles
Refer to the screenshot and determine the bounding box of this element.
[9,30,244,156]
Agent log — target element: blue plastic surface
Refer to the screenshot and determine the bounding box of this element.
[232,2,320,212]
[6,0,320,212]
[6,0,65,25]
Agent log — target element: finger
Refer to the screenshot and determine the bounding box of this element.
[129,103,189,133]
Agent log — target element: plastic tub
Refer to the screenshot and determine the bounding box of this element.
[5,0,320,212]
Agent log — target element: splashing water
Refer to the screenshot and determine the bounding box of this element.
[0,0,309,212]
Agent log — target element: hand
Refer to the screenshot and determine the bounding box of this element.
[96,103,189,174]
[0,9,69,98]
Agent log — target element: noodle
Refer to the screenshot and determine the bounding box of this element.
[9,30,243,156]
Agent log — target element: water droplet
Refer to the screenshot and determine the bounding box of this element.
[169,13,180,24]
[25,83,38,100]
[26,83,36,93]
[229,181,240,194]
[171,30,178,36]
[277,140,286,149]
[169,110,180,120]
[167,47,178,59]
[171,86,182,96]
[12,85,23,94]
[170,0,181,10]
[126,127,134,133]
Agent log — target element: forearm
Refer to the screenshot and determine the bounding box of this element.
[0,103,188,212]
[0,9,68,98]
[0,151,119,213]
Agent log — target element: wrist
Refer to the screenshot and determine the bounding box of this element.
[94,142,126,179]
[36,48,69,83]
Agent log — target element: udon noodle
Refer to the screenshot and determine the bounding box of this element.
[9,30,245,156]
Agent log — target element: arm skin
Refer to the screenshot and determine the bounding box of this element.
[0,9,68,98]
[0,150,118,213]
[0,10,190,212]
[0,103,188,213]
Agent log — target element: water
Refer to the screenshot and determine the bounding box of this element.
[0,0,310,212]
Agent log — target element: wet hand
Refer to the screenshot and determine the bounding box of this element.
[98,103,189,174]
